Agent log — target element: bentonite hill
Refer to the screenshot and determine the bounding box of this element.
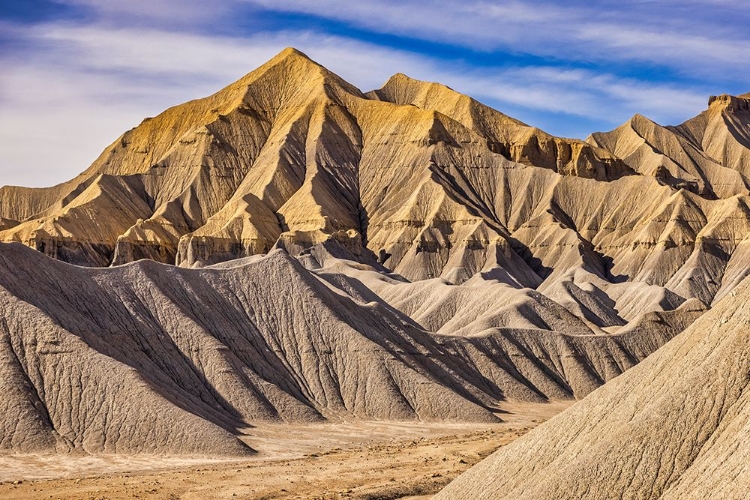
[1,48,749,498]
[436,272,750,500]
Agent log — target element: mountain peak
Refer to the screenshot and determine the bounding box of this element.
[388,72,410,81]
[241,46,364,100]
[269,47,313,63]
[231,46,324,87]
[245,46,322,80]
[379,72,458,96]
[627,113,657,128]
[385,72,434,86]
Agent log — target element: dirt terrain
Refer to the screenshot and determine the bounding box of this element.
[0,402,568,499]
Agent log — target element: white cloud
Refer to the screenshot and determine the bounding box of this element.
[0,11,727,188]
[241,0,750,79]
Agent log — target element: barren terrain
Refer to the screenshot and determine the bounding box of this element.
[0,402,567,499]
[1,47,749,499]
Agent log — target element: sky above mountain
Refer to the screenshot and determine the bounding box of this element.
[1,0,748,188]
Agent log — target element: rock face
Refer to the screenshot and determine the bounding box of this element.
[436,274,750,500]
[0,242,493,454]
[588,94,750,198]
[0,49,748,312]
[368,73,633,180]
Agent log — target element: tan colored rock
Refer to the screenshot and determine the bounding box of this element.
[588,94,750,198]
[1,50,748,466]
[1,50,748,315]
[369,73,634,180]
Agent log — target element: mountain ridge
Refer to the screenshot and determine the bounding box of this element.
[1,50,749,489]
[0,239,705,455]
[1,48,749,309]
[436,272,750,499]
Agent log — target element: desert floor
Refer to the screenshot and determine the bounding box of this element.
[0,401,570,500]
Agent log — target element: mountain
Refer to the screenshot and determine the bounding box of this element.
[0,242,492,454]
[1,48,634,277]
[0,49,629,277]
[0,50,748,310]
[368,73,633,179]
[587,93,750,198]
[0,49,748,464]
[0,241,700,454]
[435,273,750,500]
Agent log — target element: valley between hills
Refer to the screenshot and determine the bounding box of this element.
[1,48,750,499]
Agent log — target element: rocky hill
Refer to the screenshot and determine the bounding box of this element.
[1,50,748,308]
[0,49,748,464]
[0,241,699,454]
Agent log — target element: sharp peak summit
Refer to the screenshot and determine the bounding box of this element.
[244,47,324,77]
[381,72,455,90]
[264,46,319,67]
[230,47,335,88]
[625,113,659,127]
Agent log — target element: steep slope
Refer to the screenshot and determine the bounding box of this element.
[0,48,365,266]
[303,243,705,400]
[434,298,704,401]
[588,94,750,198]
[436,275,750,500]
[1,175,152,266]
[1,50,748,313]
[0,241,517,455]
[369,73,634,181]
[677,94,750,178]
[0,241,706,455]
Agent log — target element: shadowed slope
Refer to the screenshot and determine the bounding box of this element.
[0,241,707,455]
[305,244,705,401]
[0,242,505,455]
[436,275,750,500]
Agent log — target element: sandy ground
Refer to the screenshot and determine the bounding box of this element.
[0,401,570,500]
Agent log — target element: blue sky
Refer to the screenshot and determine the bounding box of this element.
[1,0,749,188]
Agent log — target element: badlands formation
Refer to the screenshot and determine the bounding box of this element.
[1,48,749,497]
[436,276,750,499]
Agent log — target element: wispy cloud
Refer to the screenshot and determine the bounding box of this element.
[0,0,745,188]
[243,0,750,79]
[52,0,230,25]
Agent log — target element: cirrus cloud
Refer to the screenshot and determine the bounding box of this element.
[0,0,746,187]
